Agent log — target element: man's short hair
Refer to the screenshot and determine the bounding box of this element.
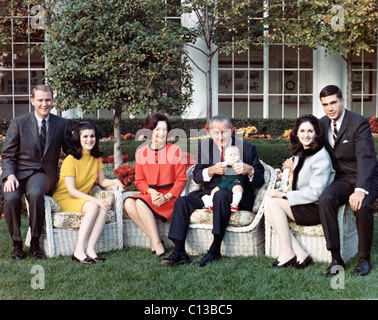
[31,85,54,99]
[209,115,232,129]
[319,85,343,100]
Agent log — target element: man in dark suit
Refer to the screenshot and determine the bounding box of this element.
[318,85,378,276]
[1,85,72,260]
[160,115,265,267]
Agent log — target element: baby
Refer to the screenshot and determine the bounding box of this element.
[202,145,246,212]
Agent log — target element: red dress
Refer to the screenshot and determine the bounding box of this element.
[127,143,187,221]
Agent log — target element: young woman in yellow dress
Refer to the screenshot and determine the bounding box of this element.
[53,122,123,264]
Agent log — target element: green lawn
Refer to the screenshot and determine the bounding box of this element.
[1,138,377,303]
[0,216,376,301]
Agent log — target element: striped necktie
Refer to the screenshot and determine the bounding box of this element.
[40,119,46,151]
[332,121,338,146]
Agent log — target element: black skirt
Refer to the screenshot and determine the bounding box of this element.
[291,203,321,226]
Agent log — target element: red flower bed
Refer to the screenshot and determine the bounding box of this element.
[113,163,135,187]
[101,154,129,163]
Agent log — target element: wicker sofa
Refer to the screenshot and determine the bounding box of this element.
[264,168,358,262]
[24,186,124,258]
[122,160,276,256]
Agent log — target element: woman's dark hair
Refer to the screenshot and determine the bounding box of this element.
[141,112,172,139]
[71,121,102,159]
[287,114,324,155]
[143,112,172,131]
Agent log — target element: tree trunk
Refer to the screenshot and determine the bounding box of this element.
[346,51,353,111]
[113,103,123,169]
[206,53,212,120]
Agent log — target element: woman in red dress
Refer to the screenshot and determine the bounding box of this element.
[124,113,187,257]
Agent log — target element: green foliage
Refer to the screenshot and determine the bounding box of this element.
[266,0,378,57]
[43,0,192,116]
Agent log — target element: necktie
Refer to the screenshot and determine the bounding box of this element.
[40,119,46,151]
[333,121,338,146]
[221,148,224,162]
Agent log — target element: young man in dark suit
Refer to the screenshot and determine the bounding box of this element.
[161,115,265,267]
[1,85,72,260]
[318,85,378,276]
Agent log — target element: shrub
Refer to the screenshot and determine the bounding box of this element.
[113,163,136,188]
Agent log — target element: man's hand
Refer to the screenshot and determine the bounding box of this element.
[208,162,227,177]
[3,174,19,192]
[349,191,365,211]
[232,162,253,176]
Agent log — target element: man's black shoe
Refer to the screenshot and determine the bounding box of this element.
[160,250,191,266]
[195,252,222,267]
[30,245,46,260]
[353,258,371,276]
[11,247,26,260]
[322,259,345,277]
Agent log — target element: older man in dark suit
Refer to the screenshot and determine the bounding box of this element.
[1,85,72,260]
[318,85,378,276]
[160,115,265,267]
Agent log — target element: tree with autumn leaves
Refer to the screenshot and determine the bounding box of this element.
[266,0,378,109]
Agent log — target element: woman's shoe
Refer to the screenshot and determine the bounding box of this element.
[71,254,95,264]
[293,255,313,269]
[89,256,106,263]
[157,251,166,258]
[152,239,165,257]
[269,256,296,268]
[156,239,166,258]
[271,259,279,267]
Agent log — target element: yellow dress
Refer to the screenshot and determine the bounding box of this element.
[53,151,104,213]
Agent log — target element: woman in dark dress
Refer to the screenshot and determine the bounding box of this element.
[265,115,335,269]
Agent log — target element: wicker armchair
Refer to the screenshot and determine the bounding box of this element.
[24,186,124,257]
[264,168,358,262]
[123,160,276,256]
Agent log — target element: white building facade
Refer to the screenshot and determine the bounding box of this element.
[0,2,377,120]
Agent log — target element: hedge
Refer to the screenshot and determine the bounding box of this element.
[0,117,296,139]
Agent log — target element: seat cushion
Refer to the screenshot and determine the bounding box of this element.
[190,209,256,227]
[52,210,116,229]
[48,196,61,213]
[288,222,324,236]
[49,186,116,229]
[88,186,114,209]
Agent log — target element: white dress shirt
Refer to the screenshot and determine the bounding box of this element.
[34,113,50,136]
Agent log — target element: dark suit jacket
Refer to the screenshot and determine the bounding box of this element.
[1,112,72,187]
[192,137,265,201]
[320,109,378,191]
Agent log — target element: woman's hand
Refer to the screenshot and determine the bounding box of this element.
[114,179,124,190]
[94,197,111,211]
[268,189,285,199]
[149,189,163,207]
[282,158,293,171]
[150,190,172,207]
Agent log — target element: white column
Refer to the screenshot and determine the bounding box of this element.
[313,47,347,117]
[181,9,208,119]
